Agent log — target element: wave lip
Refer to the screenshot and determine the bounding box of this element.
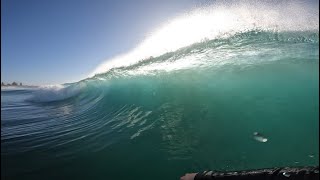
[88,30,318,80]
[90,0,319,77]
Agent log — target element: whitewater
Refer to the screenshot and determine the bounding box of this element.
[1,1,319,180]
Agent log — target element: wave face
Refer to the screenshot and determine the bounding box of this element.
[1,1,319,180]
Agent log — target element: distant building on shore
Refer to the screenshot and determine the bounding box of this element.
[1,82,24,86]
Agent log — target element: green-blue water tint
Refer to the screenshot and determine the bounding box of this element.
[1,31,319,179]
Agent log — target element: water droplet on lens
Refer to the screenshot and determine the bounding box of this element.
[253,132,268,143]
[282,172,291,177]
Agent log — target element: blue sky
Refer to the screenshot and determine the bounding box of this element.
[1,0,208,85]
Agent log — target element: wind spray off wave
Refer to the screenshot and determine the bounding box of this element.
[91,0,319,76]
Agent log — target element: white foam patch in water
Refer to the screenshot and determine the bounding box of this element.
[29,84,83,102]
[90,0,318,77]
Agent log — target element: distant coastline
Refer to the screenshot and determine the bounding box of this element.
[1,82,37,89]
[1,85,38,88]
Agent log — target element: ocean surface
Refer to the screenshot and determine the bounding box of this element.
[1,1,319,180]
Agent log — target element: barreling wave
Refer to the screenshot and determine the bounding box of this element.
[3,29,318,156]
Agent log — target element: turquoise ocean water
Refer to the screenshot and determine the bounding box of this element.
[1,2,319,180]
